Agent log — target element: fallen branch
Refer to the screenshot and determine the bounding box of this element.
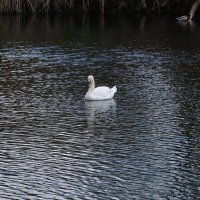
[189,0,200,20]
[177,0,200,21]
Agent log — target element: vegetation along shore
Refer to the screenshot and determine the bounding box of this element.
[0,0,199,19]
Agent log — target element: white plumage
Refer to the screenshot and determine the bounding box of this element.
[85,75,117,101]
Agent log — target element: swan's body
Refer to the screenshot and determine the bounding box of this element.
[85,75,117,101]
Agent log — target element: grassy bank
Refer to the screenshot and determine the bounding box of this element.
[0,0,195,15]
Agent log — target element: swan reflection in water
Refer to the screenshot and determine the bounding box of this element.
[85,99,116,130]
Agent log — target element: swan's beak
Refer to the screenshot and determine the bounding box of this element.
[88,81,91,87]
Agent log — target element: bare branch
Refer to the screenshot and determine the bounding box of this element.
[26,0,35,13]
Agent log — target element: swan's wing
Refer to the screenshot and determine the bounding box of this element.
[93,86,111,97]
[85,86,117,100]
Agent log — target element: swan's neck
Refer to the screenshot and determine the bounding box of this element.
[89,80,95,91]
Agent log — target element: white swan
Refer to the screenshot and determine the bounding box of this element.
[85,75,117,101]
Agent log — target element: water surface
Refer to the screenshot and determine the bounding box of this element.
[0,15,200,199]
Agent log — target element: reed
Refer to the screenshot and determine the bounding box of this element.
[0,0,195,14]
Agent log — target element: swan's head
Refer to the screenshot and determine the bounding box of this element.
[87,75,94,87]
[88,75,94,83]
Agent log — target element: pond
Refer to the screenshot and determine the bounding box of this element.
[0,15,200,199]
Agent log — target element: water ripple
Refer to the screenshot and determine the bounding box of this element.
[0,22,200,200]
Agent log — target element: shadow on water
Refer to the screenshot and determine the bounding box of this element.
[0,14,200,199]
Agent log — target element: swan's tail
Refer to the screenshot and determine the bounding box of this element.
[111,85,117,93]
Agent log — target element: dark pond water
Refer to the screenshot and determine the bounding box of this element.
[0,15,200,199]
